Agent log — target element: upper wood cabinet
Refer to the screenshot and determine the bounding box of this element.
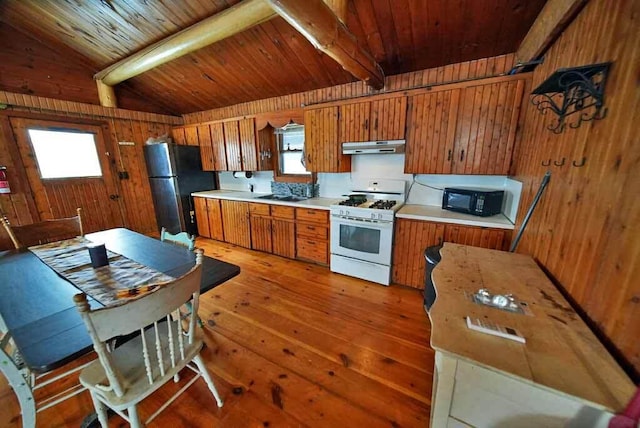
[405,78,525,175]
[210,122,227,171]
[370,97,407,140]
[223,121,242,171]
[339,96,407,143]
[304,106,350,173]
[405,90,459,174]
[238,118,258,171]
[184,126,199,146]
[197,125,215,171]
[172,127,187,146]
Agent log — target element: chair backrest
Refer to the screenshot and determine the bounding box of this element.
[1,208,83,249]
[74,250,204,397]
[160,227,195,251]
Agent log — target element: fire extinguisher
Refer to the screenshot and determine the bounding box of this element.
[0,167,10,194]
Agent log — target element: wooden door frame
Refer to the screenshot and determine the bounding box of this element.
[4,111,126,224]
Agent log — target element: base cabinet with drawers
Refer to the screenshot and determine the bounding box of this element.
[194,197,327,264]
[295,208,329,265]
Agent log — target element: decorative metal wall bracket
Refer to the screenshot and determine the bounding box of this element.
[530,62,611,133]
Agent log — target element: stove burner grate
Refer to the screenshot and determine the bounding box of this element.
[369,200,397,210]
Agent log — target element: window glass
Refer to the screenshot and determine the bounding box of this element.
[275,124,310,175]
[28,129,103,179]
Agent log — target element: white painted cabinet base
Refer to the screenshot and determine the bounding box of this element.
[430,351,613,428]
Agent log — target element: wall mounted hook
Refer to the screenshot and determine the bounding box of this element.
[541,159,551,166]
[572,157,587,167]
[553,158,566,167]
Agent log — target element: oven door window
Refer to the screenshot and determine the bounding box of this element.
[446,193,472,210]
[339,224,381,254]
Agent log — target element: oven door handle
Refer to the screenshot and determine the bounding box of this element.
[331,216,394,229]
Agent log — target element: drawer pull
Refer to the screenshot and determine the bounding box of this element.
[307,226,315,230]
[307,240,316,245]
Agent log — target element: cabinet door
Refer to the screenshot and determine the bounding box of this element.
[405,90,459,174]
[272,218,295,259]
[206,198,224,241]
[443,224,511,251]
[452,80,524,175]
[197,125,215,171]
[392,219,445,289]
[193,197,210,238]
[304,107,349,172]
[224,121,242,171]
[210,122,228,171]
[184,126,199,146]
[250,215,272,253]
[221,200,251,248]
[239,118,258,171]
[339,102,370,142]
[256,127,274,171]
[172,127,187,146]
[370,96,407,140]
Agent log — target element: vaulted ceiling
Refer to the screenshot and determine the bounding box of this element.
[0,0,546,116]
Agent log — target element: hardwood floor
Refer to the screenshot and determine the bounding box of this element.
[0,238,433,427]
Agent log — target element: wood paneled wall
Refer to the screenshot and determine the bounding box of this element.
[512,0,640,379]
[0,93,180,249]
[183,54,516,123]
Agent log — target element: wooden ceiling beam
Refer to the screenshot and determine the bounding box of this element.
[95,0,277,86]
[516,0,589,64]
[266,0,385,90]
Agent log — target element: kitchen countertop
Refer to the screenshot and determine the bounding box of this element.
[430,243,634,412]
[191,190,339,210]
[397,204,515,230]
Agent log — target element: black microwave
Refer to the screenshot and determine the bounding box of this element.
[442,188,504,217]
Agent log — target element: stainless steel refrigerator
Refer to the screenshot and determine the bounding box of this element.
[143,143,216,235]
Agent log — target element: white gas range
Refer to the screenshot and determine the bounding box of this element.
[329,179,406,285]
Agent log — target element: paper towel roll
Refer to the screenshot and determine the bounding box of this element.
[232,171,253,178]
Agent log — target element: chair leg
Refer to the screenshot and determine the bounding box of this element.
[128,405,143,428]
[193,354,223,407]
[89,391,109,428]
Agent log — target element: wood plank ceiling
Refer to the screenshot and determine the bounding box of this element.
[0,0,546,115]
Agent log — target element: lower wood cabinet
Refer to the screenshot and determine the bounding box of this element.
[271,206,295,259]
[194,197,210,238]
[193,197,224,241]
[249,203,296,259]
[392,218,511,289]
[295,208,329,265]
[206,198,224,241]
[221,200,251,248]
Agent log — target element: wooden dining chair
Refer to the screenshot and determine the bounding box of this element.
[1,208,84,249]
[160,226,201,327]
[73,249,223,428]
[160,227,195,250]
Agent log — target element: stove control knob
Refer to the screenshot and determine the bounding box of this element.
[378,213,383,219]
[371,213,376,219]
[340,209,344,216]
[345,210,350,216]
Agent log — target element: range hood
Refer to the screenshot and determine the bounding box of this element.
[342,140,405,154]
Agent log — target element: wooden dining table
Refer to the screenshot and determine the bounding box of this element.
[1,227,240,372]
[0,228,240,427]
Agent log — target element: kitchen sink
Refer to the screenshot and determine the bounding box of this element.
[256,194,308,202]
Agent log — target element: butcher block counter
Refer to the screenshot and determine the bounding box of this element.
[428,244,635,427]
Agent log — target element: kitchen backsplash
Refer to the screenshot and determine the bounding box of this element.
[216,153,522,223]
[271,181,318,198]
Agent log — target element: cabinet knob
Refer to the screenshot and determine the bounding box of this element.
[447,150,452,161]
[460,150,465,162]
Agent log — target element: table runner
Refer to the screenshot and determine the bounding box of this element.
[29,237,175,306]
